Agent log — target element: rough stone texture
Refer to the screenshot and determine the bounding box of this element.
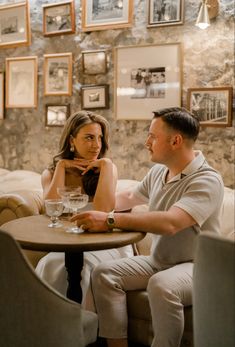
[0,0,234,187]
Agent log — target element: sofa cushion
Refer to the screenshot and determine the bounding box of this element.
[0,169,42,194]
[220,187,235,240]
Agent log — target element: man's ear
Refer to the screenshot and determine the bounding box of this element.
[171,134,183,147]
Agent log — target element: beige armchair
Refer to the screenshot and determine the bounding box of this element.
[0,229,98,347]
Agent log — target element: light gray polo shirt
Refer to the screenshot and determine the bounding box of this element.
[133,151,224,269]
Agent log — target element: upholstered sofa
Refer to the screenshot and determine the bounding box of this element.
[0,168,234,347]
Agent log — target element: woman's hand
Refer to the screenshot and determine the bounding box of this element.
[80,158,113,175]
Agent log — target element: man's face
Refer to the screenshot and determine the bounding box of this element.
[145,117,174,164]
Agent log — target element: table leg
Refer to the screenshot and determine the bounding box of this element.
[65,251,83,303]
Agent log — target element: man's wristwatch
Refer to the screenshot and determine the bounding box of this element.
[106,210,115,230]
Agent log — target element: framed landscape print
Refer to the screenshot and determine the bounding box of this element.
[148,0,184,27]
[6,56,38,108]
[81,85,109,109]
[114,43,182,120]
[0,72,4,119]
[82,50,107,74]
[43,0,75,37]
[0,1,31,49]
[187,87,233,127]
[81,0,133,32]
[45,104,70,127]
[44,53,73,96]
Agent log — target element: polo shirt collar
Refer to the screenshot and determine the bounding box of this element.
[162,150,206,184]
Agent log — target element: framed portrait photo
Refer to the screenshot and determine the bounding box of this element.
[148,0,184,27]
[81,85,109,109]
[45,104,70,127]
[6,56,38,108]
[43,0,75,37]
[187,87,233,127]
[81,0,133,32]
[44,53,73,96]
[82,50,107,75]
[0,72,4,120]
[0,1,31,49]
[114,43,182,120]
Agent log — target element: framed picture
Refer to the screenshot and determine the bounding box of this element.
[114,43,182,120]
[6,56,38,108]
[81,85,109,109]
[82,50,107,75]
[43,0,75,37]
[148,0,184,27]
[45,104,70,127]
[44,53,73,96]
[0,1,31,49]
[81,0,133,32]
[0,72,4,120]
[187,87,233,127]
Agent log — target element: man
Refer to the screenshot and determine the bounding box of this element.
[73,107,224,347]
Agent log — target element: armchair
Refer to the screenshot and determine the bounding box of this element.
[0,229,98,347]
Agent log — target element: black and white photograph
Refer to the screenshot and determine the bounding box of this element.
[82,50,107,74]
[187,87,233,127]
[148,0,184,27]
[0,1,31,48]
[82,0,133,31]
[81,85,109,109]
[6,56,38,108]
[43,1,75,37]
[44,53,72,96]
[131,67,166,99]
[45,104,70,127]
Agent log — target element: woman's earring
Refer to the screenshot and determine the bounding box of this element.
[70,144,74,152]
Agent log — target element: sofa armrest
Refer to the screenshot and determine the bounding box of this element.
[0,190,44,226]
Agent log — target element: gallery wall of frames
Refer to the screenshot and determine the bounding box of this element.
[0,0,234,187]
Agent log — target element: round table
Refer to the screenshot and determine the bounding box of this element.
[2,214,145,302]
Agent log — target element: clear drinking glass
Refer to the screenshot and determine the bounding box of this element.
[57,186,81,213]
[44,199,64,228]
[64,192,89,233]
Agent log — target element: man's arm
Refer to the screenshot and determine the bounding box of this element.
[71,206,197,235]
[115,190,147,212]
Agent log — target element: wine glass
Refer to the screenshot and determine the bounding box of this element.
[57,186,81,213]
[44,199,64,228]
[64,192,89,234]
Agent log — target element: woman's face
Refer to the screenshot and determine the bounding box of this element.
[71,123,103,160]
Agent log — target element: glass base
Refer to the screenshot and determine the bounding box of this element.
[48,222,63,228]
[65,226,84,234]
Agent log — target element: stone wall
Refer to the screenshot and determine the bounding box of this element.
[0,0,234,187]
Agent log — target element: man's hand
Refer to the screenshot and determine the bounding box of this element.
[70,211,109,232]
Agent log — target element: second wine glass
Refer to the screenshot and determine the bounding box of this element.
[65,192,89,233]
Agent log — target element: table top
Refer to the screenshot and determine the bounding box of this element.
[1,215,145,252]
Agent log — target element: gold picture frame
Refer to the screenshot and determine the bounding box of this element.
[147,0,184,28]
[0,72,4,120]
[6,56,38,108]
[43,0,75,37]
[44,53,73,96]
[114,43,182,120]
[187,86,233,127]
[45,104,70,127]
[81,0,133,32]
[0,1,31,49]
[82,49,107,75]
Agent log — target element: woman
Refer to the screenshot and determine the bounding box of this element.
[36,111,133,308]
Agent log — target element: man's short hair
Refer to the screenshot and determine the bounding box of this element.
[153,107,200,141]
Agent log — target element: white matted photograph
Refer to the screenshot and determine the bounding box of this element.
[148,0,184,27]
[114,43,182,120]
[6,56,38,108]
[0,72,4,119]
[44,53,73,96]
[45,104,70,127]
[82,50,107,74]
[81,85,109,109]
[43,0,75,37]
[0,1,31,49]
[81,0,133,31]
[187,87,233,127]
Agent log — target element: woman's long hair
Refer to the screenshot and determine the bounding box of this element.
[49,110,110,196]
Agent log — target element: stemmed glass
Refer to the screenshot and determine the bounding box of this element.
[44,199,64,228]
[57,186,81,214]
[65,192,89,233]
